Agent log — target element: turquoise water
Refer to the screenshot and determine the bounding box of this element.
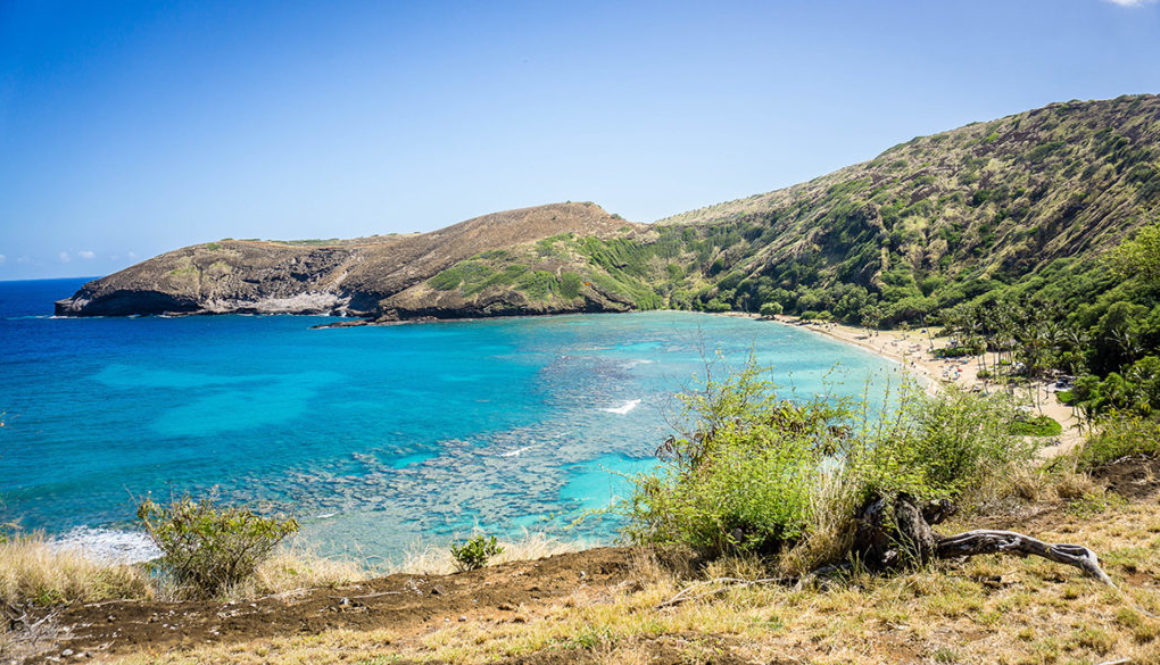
[0,278,901,561]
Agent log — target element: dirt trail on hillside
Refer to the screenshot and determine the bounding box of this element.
[20,548,644,663]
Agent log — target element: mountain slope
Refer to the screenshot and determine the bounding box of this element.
[57,95,1160,325]
[648,94,1160,321]
[387,95,1160,327]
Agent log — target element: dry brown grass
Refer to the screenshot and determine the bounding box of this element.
[217,548,368,601]
[0,533,152,606]
[777,472,859,576]
[1052,469,1100,500]
[0,529,581,609]
[107,498,1160,665]
[391,531,586,576]
[0,533,368,606]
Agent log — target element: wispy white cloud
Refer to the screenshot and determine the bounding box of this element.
[16,256,32,265]
[78,250,95,259]
[59,251,71,263]
[128,251,138,259]
[1105,0,1158,6]
[0,254,6,265]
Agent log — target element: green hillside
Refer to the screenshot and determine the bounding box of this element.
[424,94,1160,414]
[652,94,1160,324]
[433,96,1160,325]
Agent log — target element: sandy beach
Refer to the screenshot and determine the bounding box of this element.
[770,315,1084,456]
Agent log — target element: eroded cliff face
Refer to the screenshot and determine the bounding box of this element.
[55,244,361,316]
[54,202,638,320]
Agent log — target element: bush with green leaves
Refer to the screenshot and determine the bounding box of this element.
[624,357,857,556]
[450,534,503,571]
[624,356,1040,561]
[759,301,783,317]
[855,386,1036,502]
[1007,414,1063,436]
[136,496,299,598]
[1079,413,1160,468]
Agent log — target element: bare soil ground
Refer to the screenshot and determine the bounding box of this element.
[14,547,644,663]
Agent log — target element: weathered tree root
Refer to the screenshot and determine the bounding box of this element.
[935,529,1115,586]
[853,493,1115,586]
[657,493,1120,610]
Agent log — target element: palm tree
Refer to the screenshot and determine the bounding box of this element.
[1111,327,1142,366]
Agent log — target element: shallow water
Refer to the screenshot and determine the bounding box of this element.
[0,278,901,562]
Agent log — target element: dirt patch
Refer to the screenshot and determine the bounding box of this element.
[1092,455,1160,501]
[21,547,652,663]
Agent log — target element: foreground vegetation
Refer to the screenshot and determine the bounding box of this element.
[95,498,1160,665]
[0,528,577,608]
[624,358,1039,573]
[5,356,1160,663]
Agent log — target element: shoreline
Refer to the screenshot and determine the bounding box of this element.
[770,314,1084,455]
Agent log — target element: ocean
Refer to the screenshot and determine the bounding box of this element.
[0,277,901,563]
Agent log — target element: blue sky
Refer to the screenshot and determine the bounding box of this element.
[1,0,1159,280]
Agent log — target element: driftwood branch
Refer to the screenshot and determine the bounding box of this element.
[659,493,1119,611]
[854,493,1116,586]
[936,530,1115,586]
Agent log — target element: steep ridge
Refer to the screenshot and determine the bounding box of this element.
[353,93,1160,327]
[644,94,1160,323]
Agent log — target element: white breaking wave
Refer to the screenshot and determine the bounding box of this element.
[600,399,641,415]
[620,359,655,369]
[499,445,535,458]
[51,527,161,565]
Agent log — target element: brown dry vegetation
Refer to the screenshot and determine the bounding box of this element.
[6,459,1159,665]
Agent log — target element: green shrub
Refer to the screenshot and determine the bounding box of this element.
[137,496,299,598]
[625,357,854,556]
[858,387,1035,502]
[702,298,731,313]
[429,267,464,291]
[450,534,503,571]
[625,358,1038,561]
[559,271,583,299]
[518,270,558,301]
[934,344,981,359]
[1079,414,1160,468]
[759,301,783,317]
[1008,414,1062,436]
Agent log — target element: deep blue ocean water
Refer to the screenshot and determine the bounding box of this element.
[0,277,901,562]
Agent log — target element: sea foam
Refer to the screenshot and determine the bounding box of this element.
[499,445,535,457]
[51,527,161,564]
[600,399,641,415]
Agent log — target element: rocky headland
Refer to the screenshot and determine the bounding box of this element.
[54,202,641,321]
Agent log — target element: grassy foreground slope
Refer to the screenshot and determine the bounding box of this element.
[11,463,1159,665]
